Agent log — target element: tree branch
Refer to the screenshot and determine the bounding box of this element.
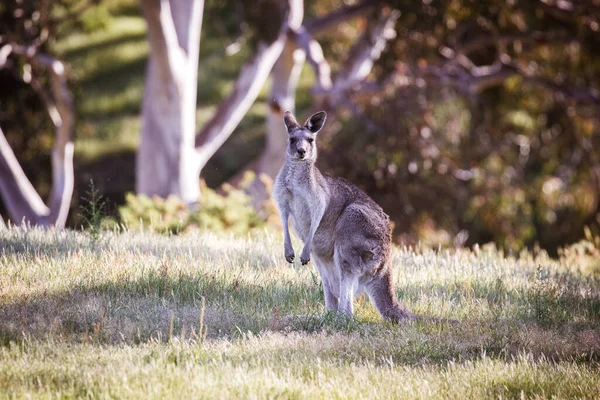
[305,0,380,36]
[392,59,600,106]
[140,0,188,83]
[327,8,399,106]
[458,31,573,55]
[0,126,49,223]
[0,47,74,228]
[538,0,600,28]
[194,0,299,169]
[292,27,332,92]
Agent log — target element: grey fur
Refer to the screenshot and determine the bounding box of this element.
[273,110,414,322]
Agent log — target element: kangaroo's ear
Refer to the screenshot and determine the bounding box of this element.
[304,111,327,134]
[283,111,300,133]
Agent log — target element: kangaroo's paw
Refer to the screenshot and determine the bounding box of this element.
[300,246,310,265]
[300,248,311,265]
[285,249,295,263]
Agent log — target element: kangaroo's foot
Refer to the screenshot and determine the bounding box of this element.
[285,254,295,263]
[300,245,311,265]
[284,245,295,263]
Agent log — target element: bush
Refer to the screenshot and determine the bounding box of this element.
[558,227,600,278]
[119,175,273,235]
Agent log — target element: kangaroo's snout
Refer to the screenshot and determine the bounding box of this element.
[292,140,310,160]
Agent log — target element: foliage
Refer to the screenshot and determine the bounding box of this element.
[0,227,599,397]
[79,3,112,33]
[119,176,271,235]
[319,0,600,253]
[559,227,600,278]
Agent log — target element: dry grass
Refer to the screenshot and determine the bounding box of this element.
[1,227,599,398]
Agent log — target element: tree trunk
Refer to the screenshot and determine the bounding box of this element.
[138,0,300,203]
[0,55,74,228]
[194,0,302,173]
[245,38,306,207]
[137,0,204,203]
[264,45,306,175]
[240,4,397,205]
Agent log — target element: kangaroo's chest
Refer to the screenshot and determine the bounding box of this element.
[288,187,335,258]
[288,191,313,241]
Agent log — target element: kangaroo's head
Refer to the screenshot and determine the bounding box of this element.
[283,110,327,163]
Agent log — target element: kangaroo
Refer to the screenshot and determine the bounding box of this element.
[273,110,414,322]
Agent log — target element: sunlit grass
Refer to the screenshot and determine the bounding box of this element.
[0,228,598,398]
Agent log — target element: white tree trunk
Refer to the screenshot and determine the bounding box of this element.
[137,0,204,203]
[261,43,306,177]
[138,0,300,202]
[0,53,74,228]
[244,39,306,207]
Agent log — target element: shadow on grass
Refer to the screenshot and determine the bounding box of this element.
[77,53,253,121]
[77,57,147,115]
[203,108,267,186]
[2,234,600,365]
[399,278,600,328]
[0,268,322,345]
[74,150,136,219]
[1,260,599,365]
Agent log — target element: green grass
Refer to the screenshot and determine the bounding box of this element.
[1,228,599,398]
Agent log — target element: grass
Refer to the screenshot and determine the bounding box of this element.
[0,227,599,398]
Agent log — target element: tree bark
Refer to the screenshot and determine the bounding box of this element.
[137,0,204,203]
[327,9,399,106]
[263,6,397,168]
[245,35,307,206]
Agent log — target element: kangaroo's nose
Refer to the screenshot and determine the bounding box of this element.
[297,149,306,157]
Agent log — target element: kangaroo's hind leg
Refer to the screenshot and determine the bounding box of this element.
[333,248,361,318]
[338,271,359,317]
[313,255,340,311]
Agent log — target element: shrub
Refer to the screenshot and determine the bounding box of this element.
[558,227,600,278]
[118,174,274,235]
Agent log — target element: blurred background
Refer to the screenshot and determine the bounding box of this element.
[1,0,599,255]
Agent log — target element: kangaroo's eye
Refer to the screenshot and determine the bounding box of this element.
[307,138,314,144]
[289,138,296,144]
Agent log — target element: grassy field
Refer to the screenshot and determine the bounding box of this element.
[0,228,599,398]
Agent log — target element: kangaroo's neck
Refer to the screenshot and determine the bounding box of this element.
[285,159,323,188]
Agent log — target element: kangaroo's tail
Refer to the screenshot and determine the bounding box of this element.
[366,271,415,323]
[367,270,459,325]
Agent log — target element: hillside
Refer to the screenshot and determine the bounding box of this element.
[1,228,599,398]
